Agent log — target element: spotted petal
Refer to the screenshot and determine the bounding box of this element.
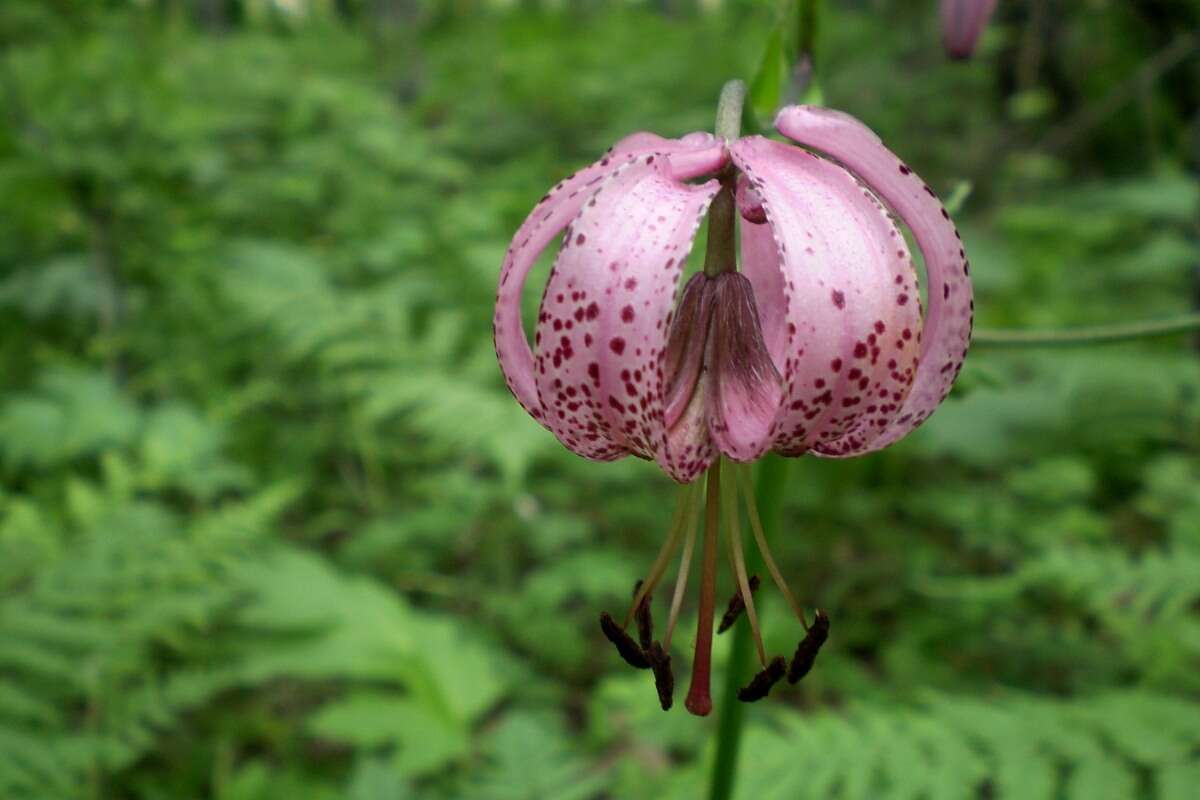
[532,154,721,475]
[774,105,973,455]
[730,136,922,457]
[493,133,727,430]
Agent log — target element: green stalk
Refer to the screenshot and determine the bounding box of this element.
[704,80,744,279]
[707,455,789,800]
[972,314,1200,347]
[707,1,816,795]
[714,79,746,142]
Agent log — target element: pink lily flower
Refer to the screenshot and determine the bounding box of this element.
[493,105,973,714]
[941,0,999,60]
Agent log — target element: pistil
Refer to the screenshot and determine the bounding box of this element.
[684,460,723,716]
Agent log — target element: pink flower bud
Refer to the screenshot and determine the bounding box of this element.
[941,0,999,60]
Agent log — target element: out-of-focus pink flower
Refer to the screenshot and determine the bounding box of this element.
[941,0,999,60]
[492,105,974,714]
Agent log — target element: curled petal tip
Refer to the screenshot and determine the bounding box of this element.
[666,140,730,181]
[773,105,882,145]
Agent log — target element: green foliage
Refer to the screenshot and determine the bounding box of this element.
[1,1,1198,799]
[722,691,1200,800]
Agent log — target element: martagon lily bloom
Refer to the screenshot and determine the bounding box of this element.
[493,103,973,715]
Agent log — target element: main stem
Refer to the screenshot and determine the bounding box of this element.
[707,4,815,796]
[707,456,788,800]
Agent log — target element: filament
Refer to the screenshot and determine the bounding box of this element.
[720,458,767,667]
[733,462,809,629]
[625,481,694,628]
[663,478,702,650]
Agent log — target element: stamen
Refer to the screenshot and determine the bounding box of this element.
[719,461,766,667]
[626,482,694,628]
[684,461,722,716]
[599,611,651,669]
[663,480,703,651]
[633,580,653,651]
[717,574,760,634]
[733,462,809,629]
[736,655,787,702]
[787,609,830,683]
[647,641,674,711]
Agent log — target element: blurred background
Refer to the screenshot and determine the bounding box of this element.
[0,1,1198,798]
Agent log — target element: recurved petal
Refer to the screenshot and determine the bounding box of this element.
[774,105,973,454]
[730,136,921,456]
[941,0,998,60]
[532,153,720,471]
[810,184,923,457]
[493,133,727,431]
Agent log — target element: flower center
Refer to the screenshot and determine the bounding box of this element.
[598,457,829,715]
[659,171,785,463]
[662,269,783,458]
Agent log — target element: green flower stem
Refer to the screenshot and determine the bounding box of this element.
[703,188,737,278]
[714,79,746,142]
[795,0,819,64]
[708,455,789,800]
[972,314,1200,347]
[707,0,817,794]
[704,80,744,280]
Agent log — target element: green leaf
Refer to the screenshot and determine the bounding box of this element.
[346,759,414,800]
[309,692,469,778]
[749,27,787,127]
[464,713,609,800]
